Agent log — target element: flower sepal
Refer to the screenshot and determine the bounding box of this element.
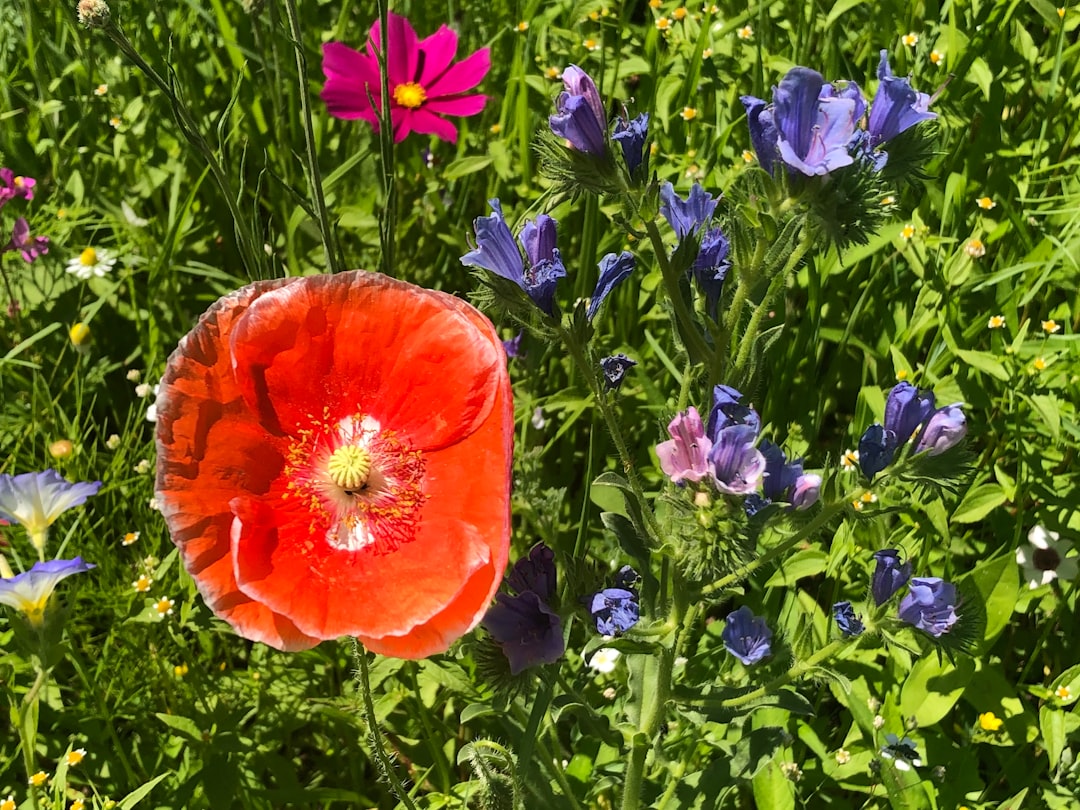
[534,128,624,198]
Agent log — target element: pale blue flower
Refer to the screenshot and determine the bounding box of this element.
[0,470,102,556]
[0,557,95,627]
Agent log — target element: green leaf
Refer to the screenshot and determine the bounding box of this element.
[118,773,171,810]
[765,549,828,587]
[900,655,975,726]
[1039,705,1067,769]
[955,348,1010,381]
[154,712,203,742]
[442,155,494,180]
[601,511,650,561]
[952,483,1007,523]
[1023,393,1061,440]
[962,554,1019,647]
[751,760,794,810]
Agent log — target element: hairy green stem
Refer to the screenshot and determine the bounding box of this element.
[282,0,343,275]
[644,220,714,367]
[720,638,848,709]
[374,0,397,277]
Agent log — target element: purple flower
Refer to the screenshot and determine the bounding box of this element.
[858,423,895,480]
[832,601,864,637]
[588,251,635,320]
[0,168,36,206]
[3,217,49,263]
[656,406,713,485]
[461,199,567,316]
[0,557,95,627]
[0,470,102,555]
[709,424,766,495]
[589,587,639,635]
[549,65,608,155]
[898,577,959,637]
[502,331,524,359]
[760,440,803,502]
[867,51,937,148]
[482,591,565,674]
[884,382,935,449]
[660,182,718,238]
[773,67,860,176]
[740,95,779,175]
[914,404,966,456]
[507,543,557,601]
[600,354,636,391]
[871,549,911,606]
[692,227,731,317]
[791,473,821,510]
[722,606,772,665]
[612,113,649,175]
[706,385,761,443]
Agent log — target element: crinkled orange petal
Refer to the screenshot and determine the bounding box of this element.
[228,272,501,451]
[155,278,322,651]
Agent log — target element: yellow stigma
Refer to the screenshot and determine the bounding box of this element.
[327,445,372,490]
[393,82,427,109]
[79,247,98,266]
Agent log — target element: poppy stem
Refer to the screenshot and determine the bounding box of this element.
[282,0,344,275]
[353,642,420,810]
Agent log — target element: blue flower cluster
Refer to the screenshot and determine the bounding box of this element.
[659,183,731,317]
[867,548,960,638]
[858,382,967,480]
[588,565,640,635]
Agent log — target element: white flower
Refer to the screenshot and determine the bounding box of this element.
[588,648,621,674]
[531,407,546,430]
[65,247,117,280]
[1016,525,1077,589]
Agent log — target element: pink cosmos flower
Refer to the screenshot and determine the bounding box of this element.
[321,13,490,144]
[656,406,713,485]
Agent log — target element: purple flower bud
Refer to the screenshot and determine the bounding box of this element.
[871,549,911,606]
[868,51,937,147]
[612,113,649,175]
[760,440,802,502]
[599,354,636,391]
[660,182,718,238]
[692,227,731,317]
[482,591,565,675]
[502,331,524,359]
[740,95,779,175]
[589,587,639,635]
[858,423,895,480]
[656,406,713,485]
[709,424,766,495]
[549,65,608,155]
[914,404,966,456]
[832,601,864,637]
[898,577,959,638]
[722,606,772,665]
[507,543,556,601]
[588,251,635,320]
[791,473,822,510]
[884,382,935,448]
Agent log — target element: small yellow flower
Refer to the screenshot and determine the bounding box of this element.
[584,38,601,51]
[1058,7,1065,18]
[588,10,600,21]
[976,196,996,210]
[901,224,915,240]
[49,439,74,458]
[896,369,909,380]
[673,6,688,20]
[987,315,1006,329]
[656,17,672,30]
[965,238,985,258]
[154,596,175,616]
[840,449,860,471]
[515,21,528,32]
[680,106,698,121]
[1033,357,1047,371]
[545,66,561,80]
[133,575,153,593]
[67,747,88,767]
[902,32,919,47]
[649,142,659,157]
[881,195,896,206]
[122,531,140,546]
[134,459,151,474]
[1055,685,1071,700]
[649,0,661,7]
[94,83,108,96]
[742,149,755,163]
[978,711,1003,731]
[29,771,49,787]
[1041,319,1061,334]
[57,208,67,219]
[143,555,160,571]
[489,123,502,134]
[174,663,190,677]
[1,795,15,810]
[929,50,944,65]
[69,322,92,348]
[852,500,864,511]
[71,799,86,810]
[835,749,851,765]
[737,24,753,40]
[860,492,878,504]
[702,47,713,58]
[106,433,121,450]
[109,115,121,128]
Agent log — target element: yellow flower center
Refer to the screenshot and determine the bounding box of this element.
[393,82,427,109]
[13,176,25,187]
[327,445,373,491]
[80,248,98,266]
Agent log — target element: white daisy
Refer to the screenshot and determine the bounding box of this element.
[588,647,621,674]
[66,247,117,280]
[1016,525,1077,589]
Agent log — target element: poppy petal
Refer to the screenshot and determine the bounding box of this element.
[426,48,491,98]
[228,272,501,451]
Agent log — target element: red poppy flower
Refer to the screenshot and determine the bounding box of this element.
[154,271,513,658]
[320,12,490,144]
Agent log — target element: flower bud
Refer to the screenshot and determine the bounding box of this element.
[914,404,966,456]
[76,0,111,27]
[871,549,911,605]
[791,473,822,510]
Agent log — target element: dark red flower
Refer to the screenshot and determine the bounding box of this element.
[155,271,513,657]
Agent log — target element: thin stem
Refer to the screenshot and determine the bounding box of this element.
[353,642,419,810]
[374,0,397,278]
[19,667,48,810]
[644,220,713,367]
[282,0,343,275]
[720,638,848,709]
